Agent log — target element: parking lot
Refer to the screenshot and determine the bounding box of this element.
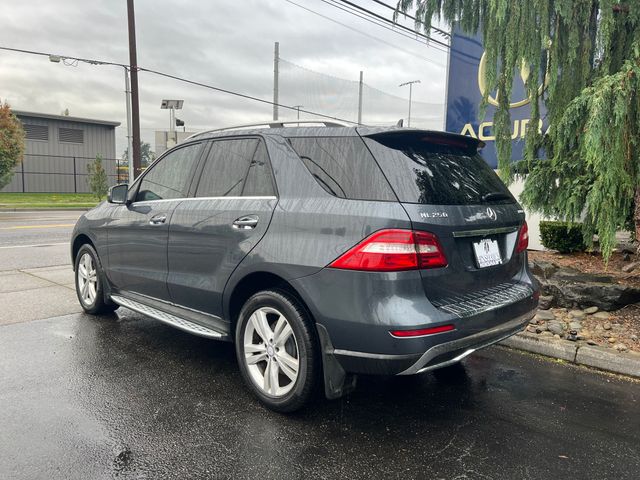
[1,211,639,479]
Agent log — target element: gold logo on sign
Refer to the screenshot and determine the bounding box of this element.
[477,52,547,109]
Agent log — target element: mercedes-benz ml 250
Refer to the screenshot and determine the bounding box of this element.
[71,122,539,412]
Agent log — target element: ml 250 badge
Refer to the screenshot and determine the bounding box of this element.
[420,211,449,219]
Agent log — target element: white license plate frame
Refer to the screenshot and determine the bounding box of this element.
[472,238,502,268]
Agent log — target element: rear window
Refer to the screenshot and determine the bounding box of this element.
[288,137,396,201]
[363,134,514,205]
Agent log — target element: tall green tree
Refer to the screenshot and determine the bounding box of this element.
[87,155,109,200]
[398,1,640,259]
[0,102,25,189]
[122,141,156,167]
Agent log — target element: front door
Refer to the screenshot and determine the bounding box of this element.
[167,137,277,317]
[107,142,204,300]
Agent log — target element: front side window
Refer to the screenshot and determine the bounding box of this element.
[136,143,202,201]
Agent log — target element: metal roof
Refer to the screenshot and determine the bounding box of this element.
[13,110,120,127]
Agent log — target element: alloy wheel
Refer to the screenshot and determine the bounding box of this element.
[77,252,98,306]
[243,306,300,397]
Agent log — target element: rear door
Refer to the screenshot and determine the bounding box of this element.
[362,130,526,304]
[167,137,277,317]
[107,142,204,300]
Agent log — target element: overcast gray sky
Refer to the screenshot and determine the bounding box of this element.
[1,0,448,156]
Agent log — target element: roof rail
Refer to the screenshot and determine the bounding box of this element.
[186,120,355,140]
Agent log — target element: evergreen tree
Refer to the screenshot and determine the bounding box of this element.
[87,155,109,200]
[398,1,640,259]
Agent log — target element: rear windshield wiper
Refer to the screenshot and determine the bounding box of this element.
[481,192,512,203]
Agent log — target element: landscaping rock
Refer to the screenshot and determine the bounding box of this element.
[569,310,586,319]
[535,310,556,321]
[622,261,640,273]
[530,260,559,279]
[594,312,611,320]
[548,321,565,336]
[583,306,599,314]
[535,324,548,334]
[614,343,628,352]
[538,295,554,310]
[569,321,582,331]
[603,321,612,330]
[534,266,640,311]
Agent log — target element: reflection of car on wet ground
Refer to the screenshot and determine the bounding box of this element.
[71,121,538,411]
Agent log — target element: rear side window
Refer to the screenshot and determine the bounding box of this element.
[288,137,395,201]
[196,139,258,197]
[242,141,276,196]
[364,134,514,205]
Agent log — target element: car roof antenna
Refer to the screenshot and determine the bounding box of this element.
[395,119,404,127]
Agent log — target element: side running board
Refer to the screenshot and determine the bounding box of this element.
[111,295,225,339]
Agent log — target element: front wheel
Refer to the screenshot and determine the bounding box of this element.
[74,244,118,315]
[235,290,319,412]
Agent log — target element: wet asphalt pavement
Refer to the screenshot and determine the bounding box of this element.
[1,309,639,480]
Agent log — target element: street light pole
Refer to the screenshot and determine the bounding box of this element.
[399,79,421,127]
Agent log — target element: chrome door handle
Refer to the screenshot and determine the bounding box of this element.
[233,215,259,229]
[149,214,167,225]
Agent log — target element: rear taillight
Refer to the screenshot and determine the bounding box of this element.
[516,221,529,253]
[329,229,447,272]
[390,324,455,338]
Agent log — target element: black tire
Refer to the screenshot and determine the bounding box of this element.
[235,290,319,413]
[74,244,118,315]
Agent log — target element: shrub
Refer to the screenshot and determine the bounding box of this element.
[539,221,586,253]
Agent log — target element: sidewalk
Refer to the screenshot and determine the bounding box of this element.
[0,265,81,325]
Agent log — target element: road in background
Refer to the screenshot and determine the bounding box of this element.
[0,210,81,270]
[1,313,639,479]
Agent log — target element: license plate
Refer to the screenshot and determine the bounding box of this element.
[472,238,502,268]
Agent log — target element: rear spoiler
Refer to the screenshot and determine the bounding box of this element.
[360,128,485,154]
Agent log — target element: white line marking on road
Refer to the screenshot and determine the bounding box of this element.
[0,242,68,249]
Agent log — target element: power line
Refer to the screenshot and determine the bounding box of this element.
[137,67,359,124]
[281,0,445,66]
[0,44,360,125]
[333,0,451,51]
[367,0,450,38]
[316,0,450,56]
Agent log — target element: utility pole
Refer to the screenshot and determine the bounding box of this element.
[127,0,142,178]
[273,42,279,121]
[399,79,420,127]
[357,70,363,125]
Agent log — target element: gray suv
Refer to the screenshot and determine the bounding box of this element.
[71,122,539,412]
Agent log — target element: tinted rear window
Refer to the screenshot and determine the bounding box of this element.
[288,137,396,201]
[364,134,514,205]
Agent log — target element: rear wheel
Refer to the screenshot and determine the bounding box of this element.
[235,290,319,412]
[74,244,118,315]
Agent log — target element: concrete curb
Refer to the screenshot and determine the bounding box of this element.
[500,332,640,379]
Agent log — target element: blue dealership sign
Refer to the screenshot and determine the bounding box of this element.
[445,26,546,168]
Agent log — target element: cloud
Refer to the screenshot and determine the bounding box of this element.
[1,0,447,155]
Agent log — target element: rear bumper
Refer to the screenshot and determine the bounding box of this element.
[331,309,534,376]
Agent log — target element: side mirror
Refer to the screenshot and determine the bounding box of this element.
[108,183,129,204]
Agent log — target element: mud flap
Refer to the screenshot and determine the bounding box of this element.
[316,324,357,399]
